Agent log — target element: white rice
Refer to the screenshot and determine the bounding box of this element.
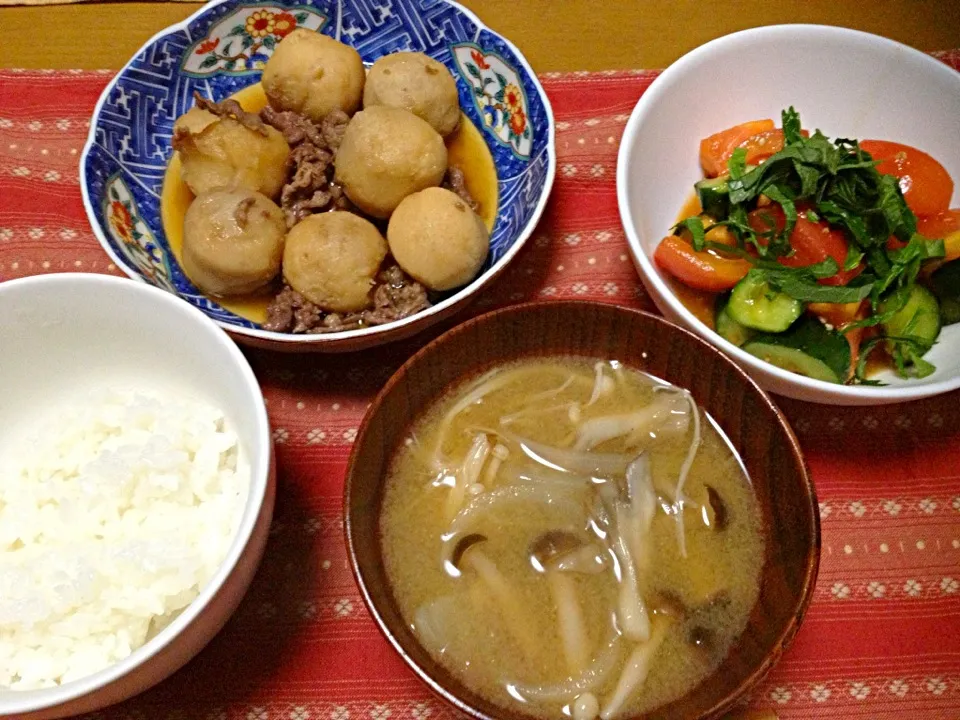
[0,387,250,690]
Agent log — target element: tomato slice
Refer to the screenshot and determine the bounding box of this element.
[859,140,954,217]
[699,119,775,178]
[737,128,809,166]
[654,235,751,292]
[747,206,863,285]
[807,301,865,329]
[669,281,718,330]
[918,208,960,262]
[917,208,960,238]
[791,214,864,286]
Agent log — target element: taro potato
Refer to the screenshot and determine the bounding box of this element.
[262,29,365,122]
[283,211,387,312]
[174,116,289,199]
[334,106,447,219]
[363,52,461,137]
[181,189,286,296]
[173,107,218,135]
[387,187,488,291]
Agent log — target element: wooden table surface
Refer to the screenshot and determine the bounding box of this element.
[2,0,960,71]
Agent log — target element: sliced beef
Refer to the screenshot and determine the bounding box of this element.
[263,285,339,334]
[262,285,298,333]
[263,263,430,334]
[261,106,355,228]
[260,106,327,147]
[281,143,335,227]
[366,264,430,325]
[321,110,350,151]
[232,195,257,229]
[192,91,268,135]
[443,165,479,213]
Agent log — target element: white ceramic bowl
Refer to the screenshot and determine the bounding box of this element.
[617,24,960,405]
[0,274,275,719]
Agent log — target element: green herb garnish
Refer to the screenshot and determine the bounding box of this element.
[706,107,946,381]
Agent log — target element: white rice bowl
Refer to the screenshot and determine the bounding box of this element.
[0,387,250,690]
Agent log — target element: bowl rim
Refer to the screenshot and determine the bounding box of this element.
[344,299,821,720]
[0,273,273,715]
[79,0,558,347]
[616,23,960,404]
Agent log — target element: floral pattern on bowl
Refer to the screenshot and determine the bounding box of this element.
[103,175,175,293]
[81,0,556,350]
[452,44,531,159]
[182,4,328,76]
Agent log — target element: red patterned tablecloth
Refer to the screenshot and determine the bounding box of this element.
[2,58,960,719]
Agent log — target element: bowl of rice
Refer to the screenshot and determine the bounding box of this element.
[0,273,274,719]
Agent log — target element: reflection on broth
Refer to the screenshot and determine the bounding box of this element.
[380,359,764,719]
[160,83,499,325]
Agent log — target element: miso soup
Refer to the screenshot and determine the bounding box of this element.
[380,359,764,719]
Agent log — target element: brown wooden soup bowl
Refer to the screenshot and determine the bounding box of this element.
[344,300,820,720]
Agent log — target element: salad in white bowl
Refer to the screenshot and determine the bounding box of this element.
[618,24,960,405]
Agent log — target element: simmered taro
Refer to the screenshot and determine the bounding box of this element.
[181,189,285,296]
[163,31,499,335]
[261,28,365,122]
[282,211,387,313]
[334,106,448,219]
[387,187,489,291]
[363,52,461,137]
[380,359,764,719]
[172,96,289,198]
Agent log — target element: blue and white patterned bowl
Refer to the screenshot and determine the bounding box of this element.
[80,0,555,351]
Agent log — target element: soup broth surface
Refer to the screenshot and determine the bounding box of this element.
[160,83,499,324]
[381,358,765,719]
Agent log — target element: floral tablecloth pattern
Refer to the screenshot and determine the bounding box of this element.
[1,55,959,719]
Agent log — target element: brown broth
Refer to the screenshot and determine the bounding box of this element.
[380,359,764,719]
[160,83,499,324]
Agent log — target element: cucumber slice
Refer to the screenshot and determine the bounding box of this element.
[727,274,804,332]
[694,166,755,220]
[695,176,730,220]
[939,297,960,326]
[715,295,755,347]
[929,259,960,326]
[744,342,843,383]
[881,284,941,347]
[743,317,851,384]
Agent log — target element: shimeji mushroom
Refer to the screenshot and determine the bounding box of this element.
[656,387,701,559]
[704,485,729,530]
[512,631,623,703]
[572,691,600,720]
[611,503,650,642]
[480,443,509,486]
[649,589,720,660]
[530,530,606,675]
[451,534,539,660]
[608,454,657,644]
[599,616,673,719]
[573,390,690,452]
[443,432,491,521]
[585,361,615,407]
